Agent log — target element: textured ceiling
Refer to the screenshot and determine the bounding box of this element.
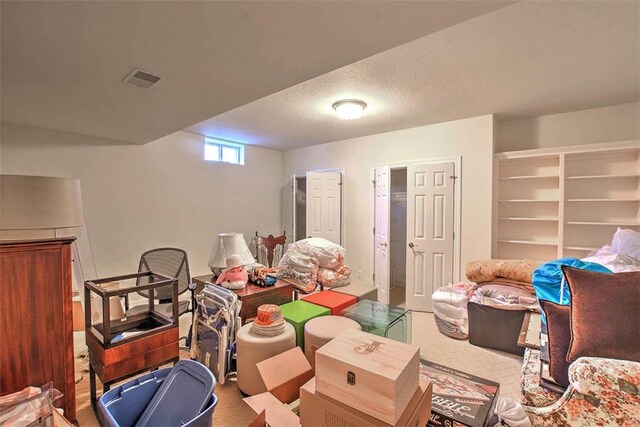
[0,1,512,145]
[187,1,640,151]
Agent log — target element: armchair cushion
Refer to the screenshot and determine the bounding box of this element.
[569,356,640,403]
[563,267,640,363]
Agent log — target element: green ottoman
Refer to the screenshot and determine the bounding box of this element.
[280,300,330,348]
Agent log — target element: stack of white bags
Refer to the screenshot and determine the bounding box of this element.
[431,282,477,340]
[277,237,351,292]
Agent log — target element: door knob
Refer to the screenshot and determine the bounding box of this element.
[408,242,414,248]
[380,242,387,247]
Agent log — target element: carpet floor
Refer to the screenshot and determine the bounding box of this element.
[75,311,523,426]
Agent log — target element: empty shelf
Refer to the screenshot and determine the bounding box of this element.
[566,174,640,180]
[497,240,557,246]
[499,175,559,180]
[566,198,640,202]
[564,246,598,251]
[498,217,558,221]
[498,199,559,203]
[565,221,640,226]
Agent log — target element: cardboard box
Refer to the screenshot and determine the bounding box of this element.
[420,360,499,427]
[256,347,314,404]
[300,377,432,427]
[315,329,420,425]
[246,410,266,427]
[244,392,301,427]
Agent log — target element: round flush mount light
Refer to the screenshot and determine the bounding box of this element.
[332,99,367,120]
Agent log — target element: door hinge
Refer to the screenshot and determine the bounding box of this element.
[373,227,375,235]
[372,179,376,187]
[373,273,375,282]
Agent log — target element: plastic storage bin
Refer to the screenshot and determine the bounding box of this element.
[98,367,217,427]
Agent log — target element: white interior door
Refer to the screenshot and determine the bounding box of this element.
[374,166,390,304]
[406,162,454,311]
[291,174,297,241]
[306,171,342,244]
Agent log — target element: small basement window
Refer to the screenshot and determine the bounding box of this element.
[204,138,245,165]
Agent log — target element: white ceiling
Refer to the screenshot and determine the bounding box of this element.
[0,1,512,145]
[187,1,640,151]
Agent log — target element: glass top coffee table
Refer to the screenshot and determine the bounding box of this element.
[341,300,412,343]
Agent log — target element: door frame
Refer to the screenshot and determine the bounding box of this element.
[369,157,462,300]
[292,168,346,246]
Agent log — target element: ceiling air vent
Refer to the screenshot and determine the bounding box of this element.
[123,68,162,89]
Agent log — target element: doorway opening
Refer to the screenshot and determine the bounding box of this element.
[390,168,407,307]
[373,160,458,311]
[292,171,343,245]
[294,176,306,242]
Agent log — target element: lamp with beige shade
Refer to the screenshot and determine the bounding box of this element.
[0,174,104,348]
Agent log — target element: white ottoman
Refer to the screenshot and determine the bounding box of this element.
[236,321,296,396]
[333,283,378,301]
[304,315,361,368]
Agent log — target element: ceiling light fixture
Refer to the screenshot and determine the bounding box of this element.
[332,99,367,120]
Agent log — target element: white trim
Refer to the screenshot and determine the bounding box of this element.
[495,139,639,159]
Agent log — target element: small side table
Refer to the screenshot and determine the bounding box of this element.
[300,290,357,315]
[193,274,293,324]
[342,300,412,344]
[332,283,378,301]
[84,272,180,408]
[280,300,330,348]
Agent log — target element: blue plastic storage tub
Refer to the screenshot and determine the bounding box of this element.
[98,367,217,427]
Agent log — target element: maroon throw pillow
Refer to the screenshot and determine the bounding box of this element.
[563,266,640,363]
[539,300,571,387]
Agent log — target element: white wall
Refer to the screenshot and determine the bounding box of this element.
[496,102,640,152]
[281,115,495,284]
[0,122,282,278]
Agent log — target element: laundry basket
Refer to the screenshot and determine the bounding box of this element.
[98,365,217,427]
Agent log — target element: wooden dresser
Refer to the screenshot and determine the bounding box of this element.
[0,237,77,423]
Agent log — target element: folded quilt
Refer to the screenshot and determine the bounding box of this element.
[466,259,542,286]
[471,283,538,310]
[433,301,468,319]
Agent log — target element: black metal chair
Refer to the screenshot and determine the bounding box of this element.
[124,247,196,347]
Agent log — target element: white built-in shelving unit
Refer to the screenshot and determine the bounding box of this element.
[493,141,639,261]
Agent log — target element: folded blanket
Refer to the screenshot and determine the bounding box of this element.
[478,277,535,295]
[431,282,477,306]
[433,301,468,319]
[289,237,347,269]
[465,259,542,285]
[277,252,318,292]
[471,283,538,310]
[317,266,351,288]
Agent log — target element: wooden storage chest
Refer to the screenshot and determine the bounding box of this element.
[314,329,420,425]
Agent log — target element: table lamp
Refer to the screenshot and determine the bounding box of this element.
[208,232,255,274]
